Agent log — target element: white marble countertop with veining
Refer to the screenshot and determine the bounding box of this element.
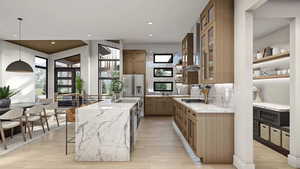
[173,98,234,114]
[75,97,140,162]
[253,102,290,112]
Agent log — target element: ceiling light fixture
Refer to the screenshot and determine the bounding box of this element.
[51,41,56,45]
[148,34,153,37]
[6,18,33,73]
[148,22,153,25]
[87,34,92,37]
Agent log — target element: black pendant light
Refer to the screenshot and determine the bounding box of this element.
[6,18,33,72]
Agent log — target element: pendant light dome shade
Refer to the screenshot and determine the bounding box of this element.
[6,59,33,72]
[5,17,33,73]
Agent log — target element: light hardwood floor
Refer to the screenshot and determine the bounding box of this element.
[0,116,293,169]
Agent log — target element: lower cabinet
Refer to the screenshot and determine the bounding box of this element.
[253,106,290,156]
[173,100,234,164]
[145,96,174,116]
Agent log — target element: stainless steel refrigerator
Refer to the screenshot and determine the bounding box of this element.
[122,74,144,97]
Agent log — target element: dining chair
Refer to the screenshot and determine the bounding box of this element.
[43,102,66,130]
[23,105,46,135]
[0,108,26,150]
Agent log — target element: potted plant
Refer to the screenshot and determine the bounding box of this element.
[76,76,84,94]
[0,86,19,108]
[111,72,123,101]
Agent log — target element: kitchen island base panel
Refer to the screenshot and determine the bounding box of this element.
[75,98,140,162]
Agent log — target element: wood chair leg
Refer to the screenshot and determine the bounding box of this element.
[40,118,45,133]
[45,116,50,131]
[10,128,14,139]
[26,122,32,139]
[55,114,60,127]
[0,128,7,150]
[31,122,34,132]
[19,120,26,142]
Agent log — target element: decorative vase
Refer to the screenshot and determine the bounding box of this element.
[0,98,11,108]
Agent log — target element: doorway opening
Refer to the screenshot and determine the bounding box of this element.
[55,54,81,94]
[252,4,291,169]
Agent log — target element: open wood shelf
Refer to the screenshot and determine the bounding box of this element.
[253,52,289,64]
[253,74,289,80]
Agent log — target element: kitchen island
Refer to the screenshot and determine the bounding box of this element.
[75,97,141,161]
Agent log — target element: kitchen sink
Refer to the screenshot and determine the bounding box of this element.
[181,98,204,103]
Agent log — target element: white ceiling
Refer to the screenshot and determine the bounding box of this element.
[254,18,289,39]
[0,0,208,43]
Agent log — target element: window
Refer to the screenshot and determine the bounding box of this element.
[35,57,48,100]
[153,68,173,77]
[153,82,173,92]
[98,44,120,97]
[154,53,173,63]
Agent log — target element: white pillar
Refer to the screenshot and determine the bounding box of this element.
[288,17,300,168]
[233,6,255,169]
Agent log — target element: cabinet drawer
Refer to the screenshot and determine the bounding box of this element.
[282,131,290,150]
[260,124,270,141]
[270,127,281,146]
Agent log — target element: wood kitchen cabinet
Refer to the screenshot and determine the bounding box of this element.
[200,0,234,84]
[145,96,174,116]
[173,100,234,164]
[182,33,194,67]
[182,33,198,84]
[123,50,146,74]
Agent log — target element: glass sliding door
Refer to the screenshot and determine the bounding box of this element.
[35,56,48,100]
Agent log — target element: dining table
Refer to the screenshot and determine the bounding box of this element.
[0,102,42,116]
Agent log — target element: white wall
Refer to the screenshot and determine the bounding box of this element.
[123,43,182,94]
[0,40,49,103]
[254,26,290,53]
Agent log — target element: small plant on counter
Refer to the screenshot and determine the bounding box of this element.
[76,76,84,94]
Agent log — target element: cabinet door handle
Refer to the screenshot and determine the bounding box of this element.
[285,134,290,137]
[273,130,277,132]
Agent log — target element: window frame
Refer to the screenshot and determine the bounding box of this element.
[153,67,174,78]
[98,44,121,98]
[153,82,174,92]
[153,53,174,63]
[35,56,48,98]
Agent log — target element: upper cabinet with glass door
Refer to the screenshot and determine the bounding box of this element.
[200,0,234,84]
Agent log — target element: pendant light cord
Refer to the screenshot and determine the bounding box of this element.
[18,17,22,61]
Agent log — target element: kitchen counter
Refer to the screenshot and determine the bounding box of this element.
[75,97,140,161]
[173,98,234,113]
[253,102,289,112]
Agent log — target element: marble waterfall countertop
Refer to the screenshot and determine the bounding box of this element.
[173,98,234,113]
[75,97,140,161]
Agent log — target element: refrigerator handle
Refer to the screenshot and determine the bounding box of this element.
[132,75,135,96]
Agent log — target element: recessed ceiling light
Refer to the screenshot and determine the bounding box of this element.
[148,22,153,25]
[13,34,17,37]
[148,34,153,37]
[87,34,92,37]
[51,41,56,45]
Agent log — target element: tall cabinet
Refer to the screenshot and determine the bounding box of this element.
[123,50,146,74]
[182,33,198,84]
[200,0,234,84]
